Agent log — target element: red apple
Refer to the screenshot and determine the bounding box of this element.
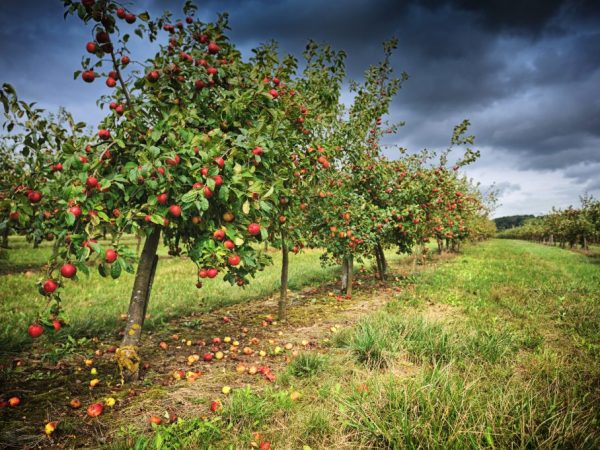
[98,129,111,140]
[224,240,235,250]
[69,205,82,217]
[147,70,160,82]
[157,193,168,205]
[105,249,118,263]
[203,352,213,362]
[8,397,20,407]
[60,263,77,278]
[28,323,44,338]
[86,42,97,53]
[82,70,95,83]
[207,42,220,54]
[148,415,162,426]
[87,402,103,417]
[86,176,98,188]
[169,205,182,217]
[43,279,58,294]
[166,155,181,166]
[207,268,218,278]
[248,223,261,236]
[213,229,225,240]
[228,255,241,266]
[52,320,62,331]
[27,191,42,203]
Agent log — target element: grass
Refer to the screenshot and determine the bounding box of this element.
[286,352,328,378]
[1,235,399,353]
[2,238,599,449]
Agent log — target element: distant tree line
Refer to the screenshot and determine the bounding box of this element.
[497,196,599,250]
[493,215,535,231]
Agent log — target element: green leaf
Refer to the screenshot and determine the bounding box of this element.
[110,261,122,279]
[181,190,198,204]
[219,186,229,201]
[98,263,107,278]
[76,262,90,276]
[89,242,102,255]
[65,212,76,226]
[260,201,272,213]
[138,11,150,22]
[197,196,209,211]
[151,129,162,143]
[263,185,274,199]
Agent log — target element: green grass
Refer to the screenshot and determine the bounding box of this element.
[3,238,599,449]
[0,237,335,353]
[0,235,413,354]
[205,239,598,449]
[286,352,328,378]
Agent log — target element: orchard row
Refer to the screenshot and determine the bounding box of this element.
[0,0,494,379]
[497,195,599,250]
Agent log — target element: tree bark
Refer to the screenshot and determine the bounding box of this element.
[375,242,386,281]
[374,247,382,279]
[341,257,348,292]
[1,227,9,249]
[437,238,443,255]
[116,226,161,382]
[278,232,289,321]
[341,255,354,297]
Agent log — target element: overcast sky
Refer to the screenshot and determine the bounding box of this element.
[1,0,599,217]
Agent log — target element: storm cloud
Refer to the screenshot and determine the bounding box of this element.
[1,0,599,216]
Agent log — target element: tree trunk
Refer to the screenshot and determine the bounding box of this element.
[374,247,382,279]
[1,227,8,249]
[341,255,354,297]
[278,232,289,321]
[445,238,450,251]
[375,242,386,281]
[341,257,348,292]
[437,238,443,255]
[116,226,161,382]
[379,243,387,272]
[583,235,588,251]
[136,234,142,256]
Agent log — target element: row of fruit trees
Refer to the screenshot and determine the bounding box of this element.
[497,195,600,250]
[0,0,495,380]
